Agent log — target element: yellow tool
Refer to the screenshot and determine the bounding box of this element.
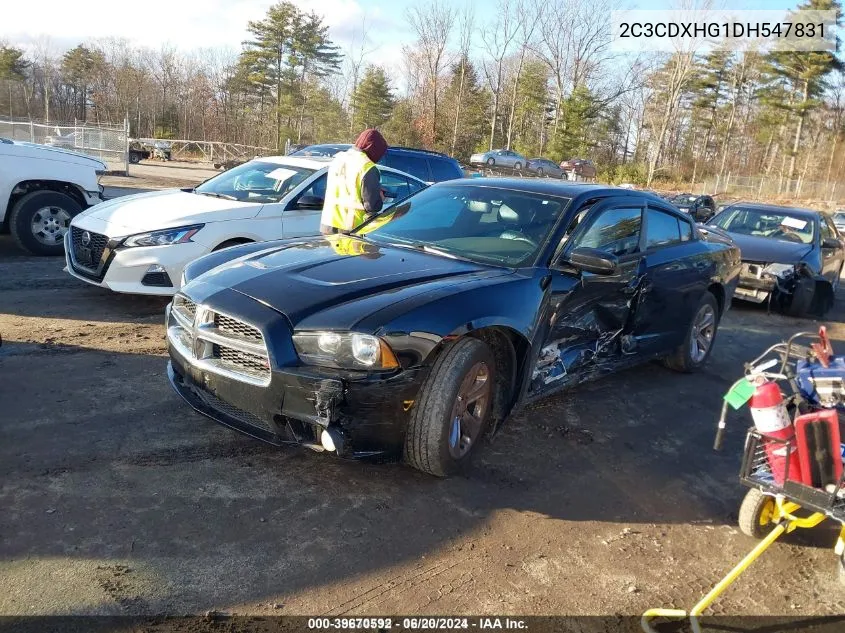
[642,497,831,633]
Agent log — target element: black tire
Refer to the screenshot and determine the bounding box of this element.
[664,291,720,373]
[514,162,522,171]
[738,488,777,539]
[486,157,495,167]
[9,190,83,256]
[129,152,141,164]
[403,338,496,477]
[786,277,816,317]
[213,238,252,252]
[536,167,544,177]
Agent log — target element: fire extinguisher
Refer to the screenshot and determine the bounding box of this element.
[749,378,800,485]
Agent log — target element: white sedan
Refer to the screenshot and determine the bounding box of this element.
[64,155,426,295]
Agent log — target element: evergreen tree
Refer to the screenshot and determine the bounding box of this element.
[242,1,341,148]
[764,0,843,178]
[550,85,598,161]
[351,66,394,130]
[61,45,104,121]
[0,45,27,119]
[440,56,488,160]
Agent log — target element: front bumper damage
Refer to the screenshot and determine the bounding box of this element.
[165,297,428,460]
[736,261,820,313]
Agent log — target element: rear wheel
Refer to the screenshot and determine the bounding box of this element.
[9,190,83,256]
[738,488,777,539]
[536,167,544,177]
[664,291,719,372]
[513,162,522,171]
[486,157,495,167]
[404,338,495,477]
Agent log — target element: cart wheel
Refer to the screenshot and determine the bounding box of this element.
[738,489,777,539]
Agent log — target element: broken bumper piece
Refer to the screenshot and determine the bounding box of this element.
[167,343,427,460]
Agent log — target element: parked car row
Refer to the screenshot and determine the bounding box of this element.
[468,149,597,181]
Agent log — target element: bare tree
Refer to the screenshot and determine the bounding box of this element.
[481,0,521,150]
[405,0,455,146]
[451,3,475,155]
[505,0,541,149]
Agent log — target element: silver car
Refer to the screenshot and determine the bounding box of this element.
[526,158,565,178]
[469,148,527,170]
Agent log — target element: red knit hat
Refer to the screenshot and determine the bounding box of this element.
[354,128,388,163]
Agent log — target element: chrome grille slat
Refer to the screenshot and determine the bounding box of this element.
[166,296,271,386]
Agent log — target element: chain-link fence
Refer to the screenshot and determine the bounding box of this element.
[0,117,129,174]
[698,173,845,207]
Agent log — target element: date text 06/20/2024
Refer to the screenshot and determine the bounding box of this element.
[306,617,528,630]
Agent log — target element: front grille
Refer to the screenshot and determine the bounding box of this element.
[193,386,274,433]
[167,296,271,386]
[70,226,108,267]
[216,314,262,342]
[214,344,270,377]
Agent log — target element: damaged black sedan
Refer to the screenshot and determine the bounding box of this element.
[166,180,740,476]
[706,203,844,316]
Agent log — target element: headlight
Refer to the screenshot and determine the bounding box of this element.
[292,331,399,370]
[123,224,204,248]
[763,263,795,278]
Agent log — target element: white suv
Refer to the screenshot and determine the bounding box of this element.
[0,138,106,255]
[65,155,426,295]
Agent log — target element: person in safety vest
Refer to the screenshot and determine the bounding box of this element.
[320,128,389,235]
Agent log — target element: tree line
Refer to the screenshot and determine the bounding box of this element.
[0,0,842,187]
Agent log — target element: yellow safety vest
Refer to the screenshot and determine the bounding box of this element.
[321,149,376,231]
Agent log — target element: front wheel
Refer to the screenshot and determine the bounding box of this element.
[9,190,83,256]
[513,162,522,171]
[664,291,720,372]
[404,338,495,477]
[486,157,495,167]
[536,167,544,177]
[738,488,777,539]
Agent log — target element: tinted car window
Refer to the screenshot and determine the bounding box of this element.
[380,170,423,204]
[381,152,431,182]
[679,218,694,242]
[821,217,835,239]
[575,207,642,256]
[646,209,682,248]
[429,158,462,182]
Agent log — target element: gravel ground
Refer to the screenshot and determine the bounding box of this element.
[2,167,845,619]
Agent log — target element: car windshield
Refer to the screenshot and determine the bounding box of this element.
[709,207,815,244]
[194,161,315,203]
[834,212,845,223]
[290,145,348,157]
[355,185,571,267]
[670,194,697,205]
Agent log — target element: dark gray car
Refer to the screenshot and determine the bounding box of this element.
[526,158,564,178]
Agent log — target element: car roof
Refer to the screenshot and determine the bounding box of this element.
[723,201,821,218]
[434,178,662,202]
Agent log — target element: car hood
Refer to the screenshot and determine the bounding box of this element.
[719,231,812,263]
[78,189,262,233]
[190,236,508,330]
[12,141,107,170]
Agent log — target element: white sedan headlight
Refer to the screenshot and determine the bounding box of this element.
[123,224,204,248]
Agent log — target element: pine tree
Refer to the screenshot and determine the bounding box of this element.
[351,66,394,130]
[242,1,341,148]
[0,45,27,119]
[61,45,104,121]
[764,0,843,179]
[440,56,488,160]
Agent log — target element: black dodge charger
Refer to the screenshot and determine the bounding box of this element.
[166,180,740,476]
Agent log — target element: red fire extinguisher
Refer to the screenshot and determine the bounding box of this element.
[749,378,800,485]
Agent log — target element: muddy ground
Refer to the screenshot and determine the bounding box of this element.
[3,165,845,620]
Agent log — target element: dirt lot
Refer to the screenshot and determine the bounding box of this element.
[3,167,845,619]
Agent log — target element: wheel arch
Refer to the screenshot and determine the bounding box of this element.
[6,180,89,223]
[707,281,726,316]
[423,324,531,425]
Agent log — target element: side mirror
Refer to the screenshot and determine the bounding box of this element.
[295,195,324,210]
[822,237,841,249]
[564,247,618,275]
